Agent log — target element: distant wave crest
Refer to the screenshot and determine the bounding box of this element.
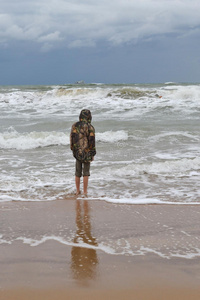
[0,130,69,150]
[0,129,127,150]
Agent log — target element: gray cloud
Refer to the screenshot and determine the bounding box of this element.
[1,0,200,50]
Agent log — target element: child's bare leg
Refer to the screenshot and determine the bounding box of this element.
[75,176,81,195]
[83,176,89,195]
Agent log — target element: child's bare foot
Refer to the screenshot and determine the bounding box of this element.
[75,191,81,196]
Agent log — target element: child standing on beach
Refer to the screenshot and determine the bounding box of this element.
[70,109,96,196]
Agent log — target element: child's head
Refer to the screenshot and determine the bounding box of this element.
[79,109,92,123]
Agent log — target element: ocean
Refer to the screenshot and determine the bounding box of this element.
[0,82,200,204]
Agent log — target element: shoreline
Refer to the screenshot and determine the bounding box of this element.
[1,199,200,299]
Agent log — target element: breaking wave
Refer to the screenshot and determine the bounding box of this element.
[0,129,128,150]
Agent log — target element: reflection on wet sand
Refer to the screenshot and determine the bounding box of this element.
[71,200,98,285]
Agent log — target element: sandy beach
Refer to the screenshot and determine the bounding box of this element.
[1,199,200,299]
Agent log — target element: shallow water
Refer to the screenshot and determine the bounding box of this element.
[0,83,200,204]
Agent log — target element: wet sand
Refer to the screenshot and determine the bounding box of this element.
[0,199,200,299]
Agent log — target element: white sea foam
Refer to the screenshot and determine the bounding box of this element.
[149,131,200,143]
[16,236,115,254]
[0,195,24,202]
[2,234,200,260]
[96,130,128,143]
[103,157,200,177]
[137,247,200,259]
[1,84,200,119]
[0,130,69,150]
[85,196,200,205]
[0,235,12,244]
[0,129,128,150]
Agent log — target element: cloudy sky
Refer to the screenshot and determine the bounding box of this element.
[1,0,200,85]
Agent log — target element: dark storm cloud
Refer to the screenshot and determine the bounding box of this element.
[1,0,200,51]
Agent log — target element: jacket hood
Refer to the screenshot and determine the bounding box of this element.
[79,109,92,123]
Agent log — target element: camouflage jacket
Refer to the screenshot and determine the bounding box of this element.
[70,110,96,163]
